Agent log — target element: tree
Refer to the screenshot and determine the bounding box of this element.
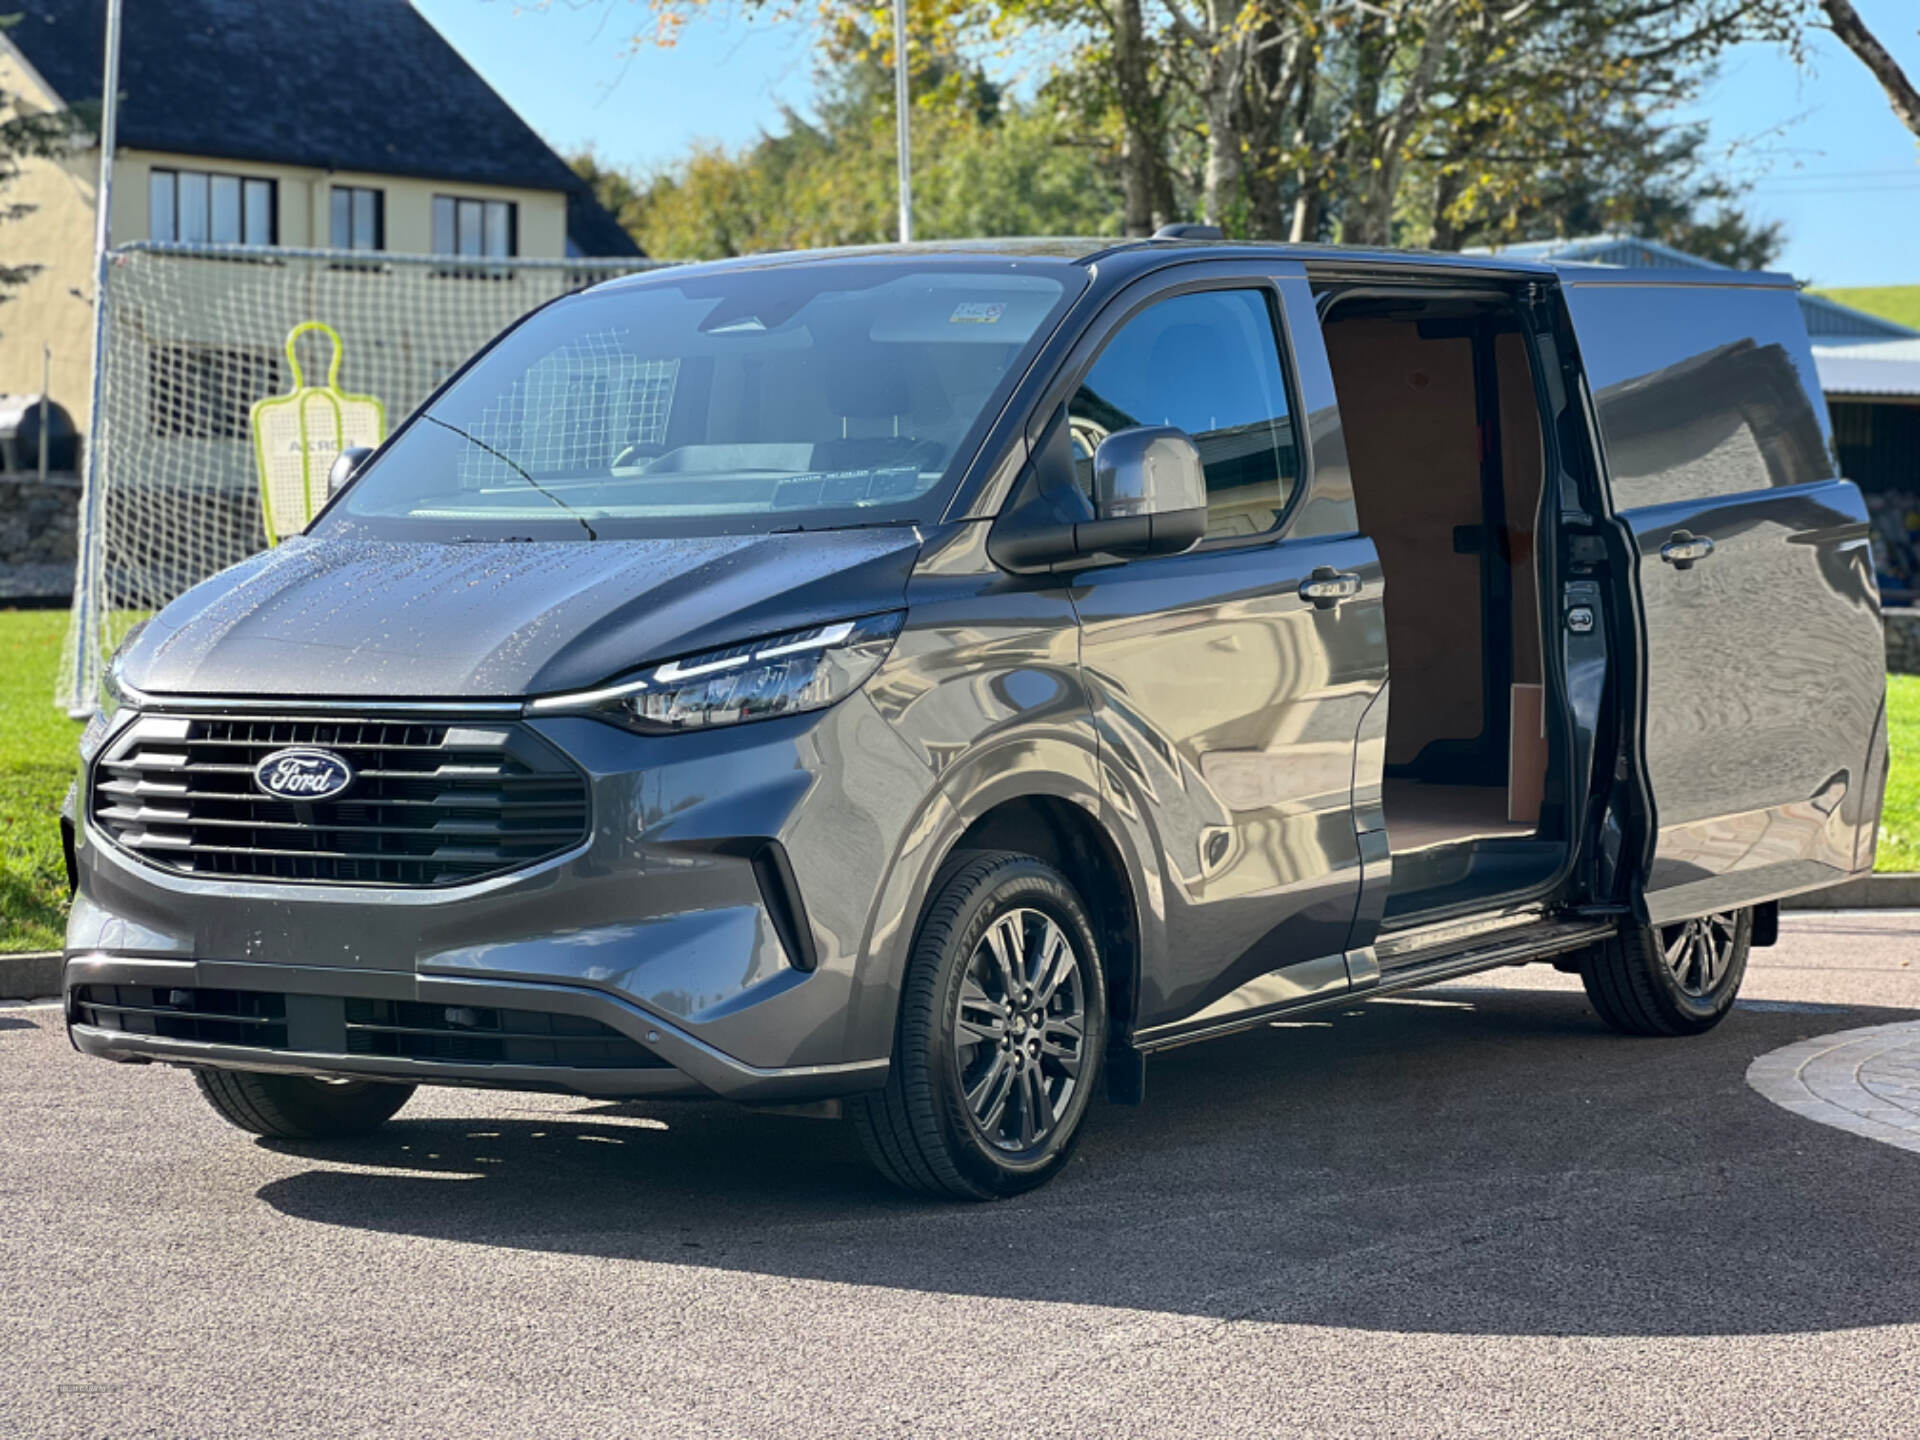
[0,14,78,309]
[574,50,1123,257]
[558,0,1793,257]
[1816,0,1920,139]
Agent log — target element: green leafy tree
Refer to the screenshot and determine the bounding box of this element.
[557,0,1792,258]
[575,50,1122,257]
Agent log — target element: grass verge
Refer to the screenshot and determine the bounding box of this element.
[1878,674,1920,872]
[2,610,83,952]
[1812,286,1920,332]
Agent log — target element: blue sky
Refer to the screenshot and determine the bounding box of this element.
[416,0,1920,286]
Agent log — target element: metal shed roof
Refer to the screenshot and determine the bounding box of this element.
[1472,233,1918,345]
[1814,339,1920,399]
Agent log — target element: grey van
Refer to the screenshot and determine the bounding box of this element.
[65,238,1888,1199]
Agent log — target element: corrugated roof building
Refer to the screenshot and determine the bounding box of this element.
[1477,234,1919,348]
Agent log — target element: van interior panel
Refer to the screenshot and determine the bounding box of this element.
[1322,294,1553,913]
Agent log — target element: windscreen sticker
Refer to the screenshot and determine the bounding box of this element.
[949,302,1006,325]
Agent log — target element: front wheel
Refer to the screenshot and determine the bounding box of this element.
[852,850,1106,1200]
[193,1067,416,1139]
[1580,908,1753,1036]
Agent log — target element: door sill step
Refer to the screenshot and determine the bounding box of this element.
[1361,917,1614,995]
[1133,915,1616,1054]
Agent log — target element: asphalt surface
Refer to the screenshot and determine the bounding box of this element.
[4,912,1919,1439]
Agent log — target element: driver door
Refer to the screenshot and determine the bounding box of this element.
[1065,266,1389,1035]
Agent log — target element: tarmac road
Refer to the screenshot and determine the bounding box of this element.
[3,911,1918,1439]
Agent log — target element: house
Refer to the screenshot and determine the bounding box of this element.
[1477,233,1920,602]
[0,0,643,428]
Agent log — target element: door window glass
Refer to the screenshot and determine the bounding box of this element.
[1069,288,1300,539]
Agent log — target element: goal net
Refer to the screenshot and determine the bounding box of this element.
[57,242,667,714]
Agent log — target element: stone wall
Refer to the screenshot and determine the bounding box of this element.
[0,474,80,602]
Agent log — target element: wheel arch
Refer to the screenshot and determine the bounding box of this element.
[948,794,1143,1050]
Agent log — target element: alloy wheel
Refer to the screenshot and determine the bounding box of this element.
[952,907,1088,1153]
[1661,911,1740,997]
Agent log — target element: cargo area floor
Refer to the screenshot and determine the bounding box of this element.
[1383,780,1534,853]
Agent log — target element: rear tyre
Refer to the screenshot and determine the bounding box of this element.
[1579,908,1752,1037]
[192,1067,415,1139]
[852,850,1106,1200]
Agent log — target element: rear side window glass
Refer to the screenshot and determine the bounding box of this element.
[1069,288,1300,539]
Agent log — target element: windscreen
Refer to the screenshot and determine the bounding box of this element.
[316,260,1079,540]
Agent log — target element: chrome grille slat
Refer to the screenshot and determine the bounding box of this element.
[98,811,584,841]
[91,713,591,887]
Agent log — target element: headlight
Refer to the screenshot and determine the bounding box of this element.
[528,612,904,732]
[79,625,144,764]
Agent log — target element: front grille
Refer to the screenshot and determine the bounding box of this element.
[91,713,590,886]
[73,985,668,1070]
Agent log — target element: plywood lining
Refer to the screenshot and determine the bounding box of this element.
[1324,316,1485,767]
[1325,301,1549,856]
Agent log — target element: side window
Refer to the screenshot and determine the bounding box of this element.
[1069,288,1300,539]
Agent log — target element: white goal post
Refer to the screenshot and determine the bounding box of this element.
[59,242,668,715]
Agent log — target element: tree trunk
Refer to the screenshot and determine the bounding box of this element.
[1349,5,1456,245]
[1820,0,1920,138]
[1336,12,1388,244]
[1285,49,1322,243]
[1113,0,1165,236]
[1200,0,1250,228]
[1428,167,1464,251]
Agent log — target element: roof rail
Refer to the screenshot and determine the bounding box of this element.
[1153,223,1224,241]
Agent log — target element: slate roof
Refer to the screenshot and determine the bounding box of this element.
[6,0,643,257]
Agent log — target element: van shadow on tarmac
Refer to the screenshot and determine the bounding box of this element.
[256,986,1920,1340]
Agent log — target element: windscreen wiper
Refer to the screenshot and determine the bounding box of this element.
[424,416,598,541]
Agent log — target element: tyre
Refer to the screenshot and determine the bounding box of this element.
[192,1067,416,1139]
[852,850,1107,1200]
[1579,908,1752,1037]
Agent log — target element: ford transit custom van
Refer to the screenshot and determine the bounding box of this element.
[65,239,1888,1198]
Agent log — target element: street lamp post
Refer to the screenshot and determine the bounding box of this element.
[893,0,912,243]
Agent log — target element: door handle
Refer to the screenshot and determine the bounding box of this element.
[1659,530,1715,569]
[1299,568,1362,609]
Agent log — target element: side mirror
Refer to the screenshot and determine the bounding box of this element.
[328,445,375,498]
[988,422,1209,573]
[1086,426,1208,555]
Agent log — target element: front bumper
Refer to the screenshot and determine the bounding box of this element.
[66,955,887,1102]
[67,694,941,1102]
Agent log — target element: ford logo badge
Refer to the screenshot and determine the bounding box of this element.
[253,747,355,802]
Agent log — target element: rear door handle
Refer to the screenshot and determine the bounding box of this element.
[1299,568,1363,609]
[1659,531,1715,569]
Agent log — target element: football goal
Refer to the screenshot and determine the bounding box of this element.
[58,242,666,714]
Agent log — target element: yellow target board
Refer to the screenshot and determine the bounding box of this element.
[249,321,386,544]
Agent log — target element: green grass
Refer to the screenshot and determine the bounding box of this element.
[0,616,1915,954]
[1,610,83,952]
[1879,674,1920,872]
[1812,285,1920,333]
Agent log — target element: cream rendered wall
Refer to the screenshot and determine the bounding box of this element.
[0,39,97,427]
[110,150,567,258]
[2,32,568,427]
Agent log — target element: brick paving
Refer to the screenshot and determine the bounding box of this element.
[1747,1019,1920,1156]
